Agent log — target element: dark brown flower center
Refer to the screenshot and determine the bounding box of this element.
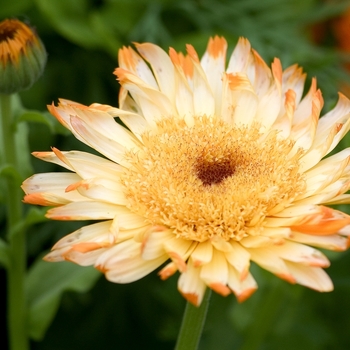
[195,159,235,186]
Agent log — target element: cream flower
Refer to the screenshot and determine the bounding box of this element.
[22,36,350,306]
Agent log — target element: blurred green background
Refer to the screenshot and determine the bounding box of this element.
[2,0,350,349]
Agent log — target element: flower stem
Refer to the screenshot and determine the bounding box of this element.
[0,94,29,350]
[175,288,212,350]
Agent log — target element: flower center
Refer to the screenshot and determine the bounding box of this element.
[121,116,305,242]
[196,159,235,186]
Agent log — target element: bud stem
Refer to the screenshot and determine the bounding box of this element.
[0,93,29,350]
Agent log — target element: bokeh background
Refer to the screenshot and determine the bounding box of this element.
[2,0,350,349]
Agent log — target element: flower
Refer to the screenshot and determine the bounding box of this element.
[0,19,46,94]
[22,36,350,306]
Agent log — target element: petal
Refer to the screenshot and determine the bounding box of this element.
[186,44,215,116]
[114,68,175,127]
[118,46,158,88]
[291,206,350,235]
[200,36,227,114]
[46,201,129,220]
[141,226,174,260]
[249,248,295,283]
[289,231,348,251]
[191,240,213,267]
[221,73,258,126]
[33,148,124,180]
[266,241,330,267]
[163,237,196,273]
[66,177,128,206]
[69,115,129,167]
[227,265,257,302]
[227,37,251,74]
[200,249,231,296]
[89,103,150,142]
[169,48,194,125]
[178,258,207,306]
[283,261,333,292]
[22,172,84,205]
[134,42,176,103]
[225,242,251,280]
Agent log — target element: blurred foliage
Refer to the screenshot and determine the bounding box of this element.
[2,0,350,349]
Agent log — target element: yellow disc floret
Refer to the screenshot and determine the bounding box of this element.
[121,116,305,242]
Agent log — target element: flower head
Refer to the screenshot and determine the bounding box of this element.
[0,19,46,94]
[22,36,350,305]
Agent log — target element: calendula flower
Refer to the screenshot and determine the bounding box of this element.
[22,36,350,306]
[0,19,46,94]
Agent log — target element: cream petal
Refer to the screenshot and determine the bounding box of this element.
[200,249,231,296]
[200,36,227,115]
[250,49,272,98]
[32,149,124,180]
[70,116,129,167]
[227,37,251,74]
[299,122,342,172]
[225,242,250,280]
[325,193,350,205]
[290,87,323,152]
[281,64,306,107]
[249,248,295,283]
[186,44,215,116]
[289,231,348,251]
[115,68,175,127]
[22,173,86,205]
[134,42,176,103]
[178,258,207,306]
[227,265,257,302]
[163,237,196,272]
[317,92,350,137]
[272,204,321,218]
[141,226,174,260]
[63,247,109,266]
[283,261,333,292]
[88,103,150,142]
[271,89,295,138]
[68,178,128,206]
[118,46,158,89]
[105,254,168,284]
[298,155,350,199]
[221,73,258,126]
[158,261,178,280]
[255,81,281,130]
[22,172,80,194]
[191,240,213,267]
[46,201,128,220]
[52,221,113,250]
[260,227,291,239]
[169,48,194,124]
[49,101,141,151]
[266,241,330,267]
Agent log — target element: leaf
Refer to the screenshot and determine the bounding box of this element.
[26,257,101,340]
[17,111,55,132]
[0,238,10,269]
[0,0,32,17]
[35,0,102,49]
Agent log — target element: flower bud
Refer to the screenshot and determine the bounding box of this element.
[0,19,47,94]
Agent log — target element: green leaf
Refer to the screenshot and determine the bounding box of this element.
[24,207,48,226]
[0,0,32,17]
[0,238,10,269]
[17,111,55,132]
[0,164,22,183]
[26,257,101,340]
[35,0,102,49]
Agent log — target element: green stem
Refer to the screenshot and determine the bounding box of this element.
[0,94,29,350]
[175,288,212,350]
